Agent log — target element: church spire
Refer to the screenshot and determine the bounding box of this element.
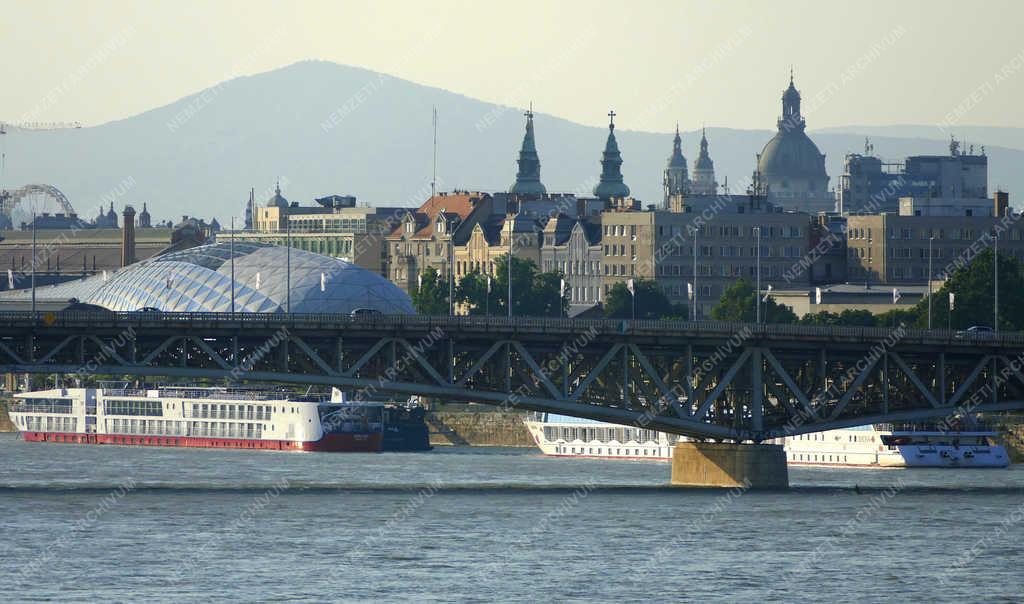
[508,104,546,196]
[663,122,688,205]
[593,110,630,200]
[691,127,717,195]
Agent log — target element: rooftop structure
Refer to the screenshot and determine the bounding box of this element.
[754,73,832,213]
[0,242,414,314]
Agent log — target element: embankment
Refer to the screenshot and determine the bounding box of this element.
[426,409,533,447]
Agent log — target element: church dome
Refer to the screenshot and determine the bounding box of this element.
[756,75,827,187]
[756,128,826,181]
[267,181,289,208]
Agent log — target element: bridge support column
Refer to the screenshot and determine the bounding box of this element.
[670,442,788,489]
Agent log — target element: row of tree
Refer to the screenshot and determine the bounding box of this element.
[411,255,567,317]
[712,248,1024,330]
[411,248,1024,330]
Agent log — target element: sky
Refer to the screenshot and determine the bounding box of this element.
[3,0,1023,132]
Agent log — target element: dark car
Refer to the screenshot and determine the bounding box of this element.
[956,325,995,338]
[350,308,382,317]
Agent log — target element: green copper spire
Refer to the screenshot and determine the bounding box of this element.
[509,105,547,196]
[593,110,630,200]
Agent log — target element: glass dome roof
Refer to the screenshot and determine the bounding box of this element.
[2,242,414,314]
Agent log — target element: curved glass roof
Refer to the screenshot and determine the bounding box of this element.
[1,242,414,314]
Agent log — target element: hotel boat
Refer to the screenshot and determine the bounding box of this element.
[9,386,431,452]
[524,413,1009,468]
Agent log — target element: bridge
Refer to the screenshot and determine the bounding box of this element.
[3,311,1024,443]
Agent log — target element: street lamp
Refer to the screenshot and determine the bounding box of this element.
[230,216,236,317]
[448,232,454,317]
[927,236,934,329]
[755,226,761,324]
[994,228,999,333]
[692,229,698,321]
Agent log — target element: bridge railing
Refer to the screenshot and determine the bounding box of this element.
[1,310,1022,346]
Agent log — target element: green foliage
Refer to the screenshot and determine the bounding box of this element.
[410,267,449,315]
[603,279,688,320]
[455,254,566,317]
[910,247,1024,331]
[710,278,798,324]
[875,307,918,328]
[799,308,878,327]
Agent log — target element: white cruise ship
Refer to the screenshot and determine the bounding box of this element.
[524,414,1010,468]
[523,413,681,460]
[779,423,1009,468]
[9,386,431,452]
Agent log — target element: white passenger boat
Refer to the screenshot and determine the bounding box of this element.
[9,386,431,452]
[524,414,1009,468]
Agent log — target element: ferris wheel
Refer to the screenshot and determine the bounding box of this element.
[0,184,77,229]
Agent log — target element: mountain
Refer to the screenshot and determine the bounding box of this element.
[2,60,1022,224]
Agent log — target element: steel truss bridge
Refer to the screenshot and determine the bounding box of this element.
[2,311,1024,441]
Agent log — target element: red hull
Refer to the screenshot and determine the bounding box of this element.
[19,431,383,452]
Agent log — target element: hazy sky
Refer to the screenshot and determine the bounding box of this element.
[4,0,1023,132]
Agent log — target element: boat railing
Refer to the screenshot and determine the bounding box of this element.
[877,422,997,433]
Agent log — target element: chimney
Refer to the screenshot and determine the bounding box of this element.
[121,206,136,267]
[995,190,1009,217]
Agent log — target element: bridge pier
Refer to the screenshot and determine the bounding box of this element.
[670,442,788,489]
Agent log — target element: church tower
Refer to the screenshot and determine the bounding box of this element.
[244,188,255,230]
[690,128,718,195]
[593,110,631,201]
[663,124,688,207]
[508,106,547,197]
[138,202,151,228]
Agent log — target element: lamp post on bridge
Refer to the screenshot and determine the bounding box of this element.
[755,226,761,324]
[927,236,933,330]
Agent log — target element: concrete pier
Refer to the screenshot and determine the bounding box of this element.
[671,442,788,489]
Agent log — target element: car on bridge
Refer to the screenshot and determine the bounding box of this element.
[955,325,995,339]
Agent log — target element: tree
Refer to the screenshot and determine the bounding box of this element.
[456,254,567,317]
[876,307,918,329]
[799,310,842,326]
[799,308,877,327]
[710,278,798,324]
[410,267,449,315]
[910,247,1024,331]
[603,278,687,320]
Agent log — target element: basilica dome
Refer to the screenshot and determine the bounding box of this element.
[755,76,829,195]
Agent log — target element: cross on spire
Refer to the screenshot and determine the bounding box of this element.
[525,101,534,120]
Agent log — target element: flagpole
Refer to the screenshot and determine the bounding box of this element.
[948,292,953,331]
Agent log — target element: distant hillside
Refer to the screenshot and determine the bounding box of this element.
[2,60,1022,223]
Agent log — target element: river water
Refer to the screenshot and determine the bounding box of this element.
[0,432,1022,602]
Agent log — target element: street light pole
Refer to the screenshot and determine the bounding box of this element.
[230,216,236,316]
[507,216,513,318]
[692,229,698,321]
[755,226,761,324]
[927,236,933,329]
[286,218,291,314]
[31,212,36,318]
[994,229,999,333]
[448,232,454,317]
